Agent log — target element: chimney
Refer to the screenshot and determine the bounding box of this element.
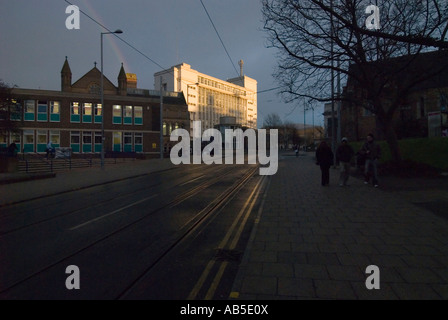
[239,59,244,77]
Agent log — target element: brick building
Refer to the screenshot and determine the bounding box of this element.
[340,50,448,141]
[0,58,189,157]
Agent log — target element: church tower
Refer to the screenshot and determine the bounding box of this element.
[117,63,127,96]
[61,56,72,92]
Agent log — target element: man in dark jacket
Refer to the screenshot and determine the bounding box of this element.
[336,137,354,186]
[316,141,334,186]
[360,133,381,187]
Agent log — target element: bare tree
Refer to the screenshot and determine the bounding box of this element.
[262,0,448,161]
[283,120,302,147]
[0,80,21,139]
[262,112,283,128]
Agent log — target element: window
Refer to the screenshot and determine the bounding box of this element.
[37,130,47,152]
[50,131,60,147]
[50,101,60,122]
[94,104,102,123]
[94,132,102,153]
[24,100,35,121]
[23,130,34,153]
[89,83,100,94]
[113,132,122,152]
[124,106,133,124]
[134,106,143,125]
[163,122,167,136]
[0,104,6,121]
[83,103,93,123]
[113,105,122,124]
[124,132,133,152]
[83,131,92,153]
[71,102,80,123]
[135,133,143,153]
[37,101,48,122]
[8,99,22,121]
[11,133,21,153]
[0,134,6,149]
[71,131,80,153]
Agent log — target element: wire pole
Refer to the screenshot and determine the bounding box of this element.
[337,57,341,144]
[303,105,306,148]
[330,0,336,166]
[160,78,164,159]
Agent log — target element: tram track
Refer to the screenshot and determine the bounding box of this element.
[0,164,219,236]
[0,164,259,298]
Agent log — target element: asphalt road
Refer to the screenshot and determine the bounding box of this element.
[0,163,266,300]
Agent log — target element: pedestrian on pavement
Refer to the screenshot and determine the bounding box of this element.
[315,141,334,186]
[46,141,54,159]
[336,137,355,187]
[7,142,19,157]
[360,133,381,187]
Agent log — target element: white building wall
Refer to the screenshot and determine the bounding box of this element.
[154,63,257,134]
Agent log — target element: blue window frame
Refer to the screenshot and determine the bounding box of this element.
[37,101,48,122]
[83,103,92,123]
[113,105,122,124]
[50,101,60,122]
[23,130,34,153]
[124,106,133,125]
[134,106,143,125]
[71,102,80,123]
[94,104,102,123]
[24,100,35,121]
[82,132,92,153]
[71,131,80,153]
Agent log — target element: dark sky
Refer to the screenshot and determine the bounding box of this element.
[0,0,324,128]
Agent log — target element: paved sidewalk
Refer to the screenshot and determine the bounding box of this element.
[0,158,176,207]
[231,153,448,300]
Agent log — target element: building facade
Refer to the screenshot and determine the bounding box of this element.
[154,62,257,134]
[0,58,189,157]
[339,50,448,141]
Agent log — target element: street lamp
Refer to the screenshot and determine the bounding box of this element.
[101,29,123,169]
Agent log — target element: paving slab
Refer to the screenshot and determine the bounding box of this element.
[231,152,448,300]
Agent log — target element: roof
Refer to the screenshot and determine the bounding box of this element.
[70,67,117,93]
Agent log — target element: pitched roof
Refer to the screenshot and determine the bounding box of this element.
[71,67,117,93]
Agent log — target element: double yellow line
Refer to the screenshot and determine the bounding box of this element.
[187,175,266,300]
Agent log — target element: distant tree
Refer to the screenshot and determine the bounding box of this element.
[283,120,301,146]
[262,0,448,162]
[0,80,21,138]
[262,113,283,129]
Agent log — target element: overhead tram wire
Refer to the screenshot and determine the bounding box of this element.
[63,1,284,96]
[63,0,165,71]
[199,0,240,78]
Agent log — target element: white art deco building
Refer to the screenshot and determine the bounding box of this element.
[154,62,257,134]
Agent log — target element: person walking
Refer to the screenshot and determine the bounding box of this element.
[315,141,334,186]
[46,141,54,159]
[360,133,381,187]
[7,142,19,157]
[336,137,355,187]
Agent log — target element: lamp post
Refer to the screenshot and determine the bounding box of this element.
[101,29,123,169]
